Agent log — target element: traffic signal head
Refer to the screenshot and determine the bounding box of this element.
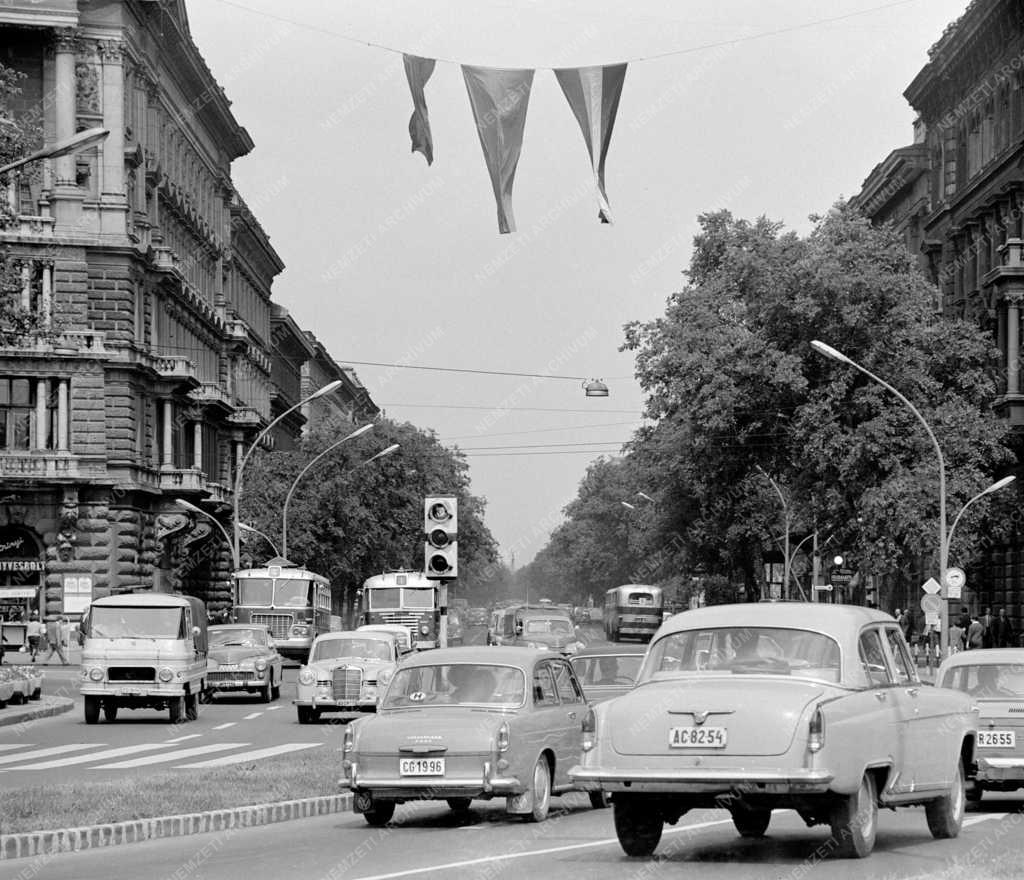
[424,496,458,579]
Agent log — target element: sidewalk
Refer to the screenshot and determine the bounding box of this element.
[0,641,78,727]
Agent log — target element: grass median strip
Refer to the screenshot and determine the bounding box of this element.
[0,748,338,835]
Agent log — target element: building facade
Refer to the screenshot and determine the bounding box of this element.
[0,1,373,621]
[852,0,1024,633]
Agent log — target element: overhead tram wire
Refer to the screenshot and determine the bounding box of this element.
[382,402,639,414]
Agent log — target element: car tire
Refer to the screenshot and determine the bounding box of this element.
[30,687,41,701]
[102,700,118,723]
[966,779,984,804]
[522,755,552,822]
[447,798,472,813]
[926,758,966,839]
[84,695,100,725]
[271,680,281,701]
[613,794,663,857]
[185,690,200,721]
[829,772,877,858]
[731,805,771,838]
[297,705,318,724]
[168,695,185,725]
[363,800,395,827]
[589,791,610,809]
[260,679,272,703]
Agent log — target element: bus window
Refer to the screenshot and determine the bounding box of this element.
[367,588,401,609]
[237,578,273,606]
[628,592,654,606]
[274,581,312,607]
[403,588,435,609]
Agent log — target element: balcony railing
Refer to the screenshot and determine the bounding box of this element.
[0,452,105,479]
[159,468,205,492]
[189,382,233,410]
[0,330,108,357]
[153,356,197,383]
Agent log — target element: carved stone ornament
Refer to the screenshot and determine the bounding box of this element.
[182,521,213,549]
[56,488,79,562]
[53,28,79,54]
[97,40,126,64]
[156,512,191,541]
[75,61,101,115]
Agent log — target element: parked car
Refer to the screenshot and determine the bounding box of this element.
[357,623,414,655]
[466,607,489,627]
[570,603,978,859]
[937,648,1024,802]
[570,643,646,702]
[341,646,605,826]
[205,624,283,702]
[295,630,403,724]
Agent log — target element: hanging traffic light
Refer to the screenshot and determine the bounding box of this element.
[424,496,458,579]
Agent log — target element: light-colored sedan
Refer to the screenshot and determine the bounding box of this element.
[937,648,1024,802]
[570,644,646,703]
[341,646,602,826]
[570,603,978,859]
[206,625,283,703]
[295,630,403,724]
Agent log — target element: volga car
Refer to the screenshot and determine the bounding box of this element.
[937,648,1024,802]
[570,603,978,859]
[205,624,283,702]
[341,646,603,826]
[571,643,646,703]
[295,630,403,724]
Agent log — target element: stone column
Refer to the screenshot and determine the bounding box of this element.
[41,262,52,328]
[1007,292,1023,396]
[98,40,127,237]
[52,29,77,188]
[193,421,202,471]
[162,400,173,467]
[35,379,48,450]
[57,379,69,451]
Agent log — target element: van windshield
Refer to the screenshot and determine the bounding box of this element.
[90,607,184,639]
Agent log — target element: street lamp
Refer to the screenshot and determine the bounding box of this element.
[620,501,636,510]
[281,434,399,558]
[810,340,953,654]
[238,523,280,558]
[232,380,343,566]
[948,476,1016,562]
[0,126,110,176]
[756,465,793,600]
[174,498,237,570]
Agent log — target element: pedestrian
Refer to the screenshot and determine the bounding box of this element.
[994,607,1016,648]
[958,606,971,631]
[25,610,44,662]
[966,612,985,650]
[981,606,995,649]
[43,616,68,665]
[948,621,965,654]
[59,616,72,654]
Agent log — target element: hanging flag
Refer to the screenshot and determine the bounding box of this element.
[462,66,534,234]
[555,64,627,224]
[403,55,436,164]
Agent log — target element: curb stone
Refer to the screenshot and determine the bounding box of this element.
[1,793,354,860]
[0,696,74,728]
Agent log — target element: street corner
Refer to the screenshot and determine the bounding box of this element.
[0,694,75,729]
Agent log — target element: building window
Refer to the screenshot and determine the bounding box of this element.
[157,401,189,468]
[201,423,220,482]
[0,377,54,451]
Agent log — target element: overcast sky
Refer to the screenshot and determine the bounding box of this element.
[187,0,968,567]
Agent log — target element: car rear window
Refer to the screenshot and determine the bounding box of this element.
[382,664,526,709]
[941,664,1024,698]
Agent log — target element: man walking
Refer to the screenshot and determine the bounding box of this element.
[966,612,985,650]
[43,616,68,665]
[25,610,44,662]
[994,608,1016,648]
[981,607,995,649]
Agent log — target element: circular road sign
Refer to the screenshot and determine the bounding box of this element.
[944,567,966,590]
[920,594,943,615]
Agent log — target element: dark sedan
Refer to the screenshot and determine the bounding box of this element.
[570,643,646,702]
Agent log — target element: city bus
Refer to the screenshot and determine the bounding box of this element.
[358,570,443,650]
[604,584,664,642]
[233,559,332,661]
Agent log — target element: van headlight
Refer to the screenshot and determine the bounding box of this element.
[298,667,315,686]
[158,667,174,683]
[254,658,268,671]
[88,667,104,682]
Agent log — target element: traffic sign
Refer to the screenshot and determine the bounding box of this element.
[920,594,942,615]
[924,611,940,626]
[947,583,962,601]
[921,577,941,595]
[944,567,966,590]
[830,568,854,585]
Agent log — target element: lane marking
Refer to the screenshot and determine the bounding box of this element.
[266,705,282,711]
[90,742,248,769]
[0,744,33,753]
[17,742,174,770]
[211,722,236,730]
[164,734,203,744]
[964,813,1010,827]
[176,742,323,768]
[344,817,734,880]
[0,744,98,766]
[242,712,263,720]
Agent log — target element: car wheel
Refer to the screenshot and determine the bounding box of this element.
[926,758,966,839]
[829,772,877,858]
[102,700,118,723]
[731,804,771,838]
[613,794,662,856]
[589,791,610,809]
[447,798,472,813]
[271,680,281,701]
[84,695,100,725]
[168,695,185,725]
[522,755,552,822]
[260,679,272,703]
[363,800,395,827]
[297,705,318,724]
[30,687,41,701]
[966,779,984,804]
[185,690,200,721]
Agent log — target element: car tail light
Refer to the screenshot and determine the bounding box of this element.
[808,706,824,753]
[343,726,354,754]
[497,721,510,753]
[582,707,597,752]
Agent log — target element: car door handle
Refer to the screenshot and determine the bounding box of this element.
[875,692,887,702]
[567,711,577,720]
[906,687,920,697]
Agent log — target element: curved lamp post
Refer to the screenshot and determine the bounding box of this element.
[232,380,343,567]
[174,498,238,570]
[948,476,1016,559]
[756,465,793,600]
[0,126,110,176]
[239,522,281,559]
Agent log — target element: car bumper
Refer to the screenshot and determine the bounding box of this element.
[80,683,188,698]
[293,699,376,715]
[568,766,834,794]
[976,756,1024,782]
[343,760,522,798]
[208,678,265,691]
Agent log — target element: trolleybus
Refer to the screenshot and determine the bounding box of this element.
[603,584,664,642]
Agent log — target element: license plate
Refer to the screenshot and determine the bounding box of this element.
[399,758,445,776]
[217,665,240,671]
[116,688,143,697]
[669,726,727,748]
[978,730,1017,748]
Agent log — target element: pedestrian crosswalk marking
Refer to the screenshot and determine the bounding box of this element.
[17,741,173,770]
[176,742,323,768]
[242,712,262,720]
[0,744,98,766]
[90,742,247,769]
[211,722,236,730]
[164,734,202,744]
[0,744,32,753]
[266,705,282,711]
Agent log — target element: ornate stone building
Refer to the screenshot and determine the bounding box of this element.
[852,0,1024,630]
[0,2,373,620]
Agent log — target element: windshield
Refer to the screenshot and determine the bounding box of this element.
[641,626,841,684]
[210,628,267,648]
[90,607,184,640]
[274,581,311,607]
[941,664,1024,698]
[367,588,401,610]
[382,663,526,709]
[237,578,273,606]
[627,592,656,606]
[572,654,644,686]
[312,637,392,662]
[524,618,573,636]
[404,588,435,609]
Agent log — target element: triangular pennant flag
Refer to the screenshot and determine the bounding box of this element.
[462,66,535,234]
[554,64,627,224]
[403,54,436,165]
